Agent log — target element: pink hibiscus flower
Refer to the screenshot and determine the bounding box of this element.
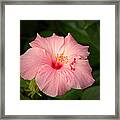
[20,33,95,97]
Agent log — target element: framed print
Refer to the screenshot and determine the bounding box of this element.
[20,20,100,100]
[0,0,119,119]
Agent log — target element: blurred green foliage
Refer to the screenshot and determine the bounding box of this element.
[20,20,100,100]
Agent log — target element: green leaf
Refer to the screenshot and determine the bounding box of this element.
[84,20,98,29]
[86,21,100,49]
[20,79,29,88]
[20,78,42,99]
[36,92,42,97]
[27,80,42,98]
[89,45,100,68]
[81,86,100,100]
[39,31,53,37]
[28,80,36,91]
[59,21,89,42]
[93,70,100,85]
[56,89,82,100]
[20,93,30,100]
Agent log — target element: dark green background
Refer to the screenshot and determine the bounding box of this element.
[20,20,100,100]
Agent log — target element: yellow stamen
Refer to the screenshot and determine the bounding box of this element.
[57,53,68,64]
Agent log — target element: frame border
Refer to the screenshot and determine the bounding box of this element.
[0,0,119,119]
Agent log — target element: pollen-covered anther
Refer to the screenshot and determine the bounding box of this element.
[56,53,68,64]
[70,64,75,71]
[70,58,77,71]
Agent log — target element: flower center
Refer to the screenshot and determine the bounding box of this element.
[51,61,63,70]
[51,53,68,70]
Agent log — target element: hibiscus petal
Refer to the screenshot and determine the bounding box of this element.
[69,59,95,89]
[55,66,81,89]
[35,65,70,97]
[63,33,89,60]
[30,33,65,57]
[20,47,51,80]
